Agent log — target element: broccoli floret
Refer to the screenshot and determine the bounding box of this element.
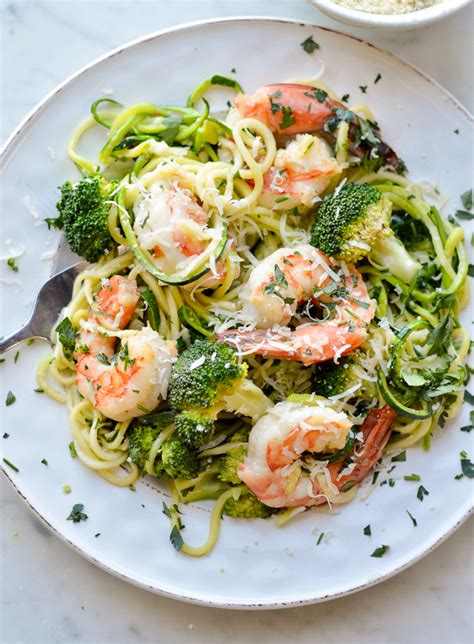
[168,339,272,420]
[312,352,377,400]
[129,411,175,477]
[50,174,115,263]
[174,410,214,450]
[161,440,198,479]
[218,427,250,485]
[224,490,273,519]
[129,424,164,477]
[311,183,420,283]
[312,355,360,398]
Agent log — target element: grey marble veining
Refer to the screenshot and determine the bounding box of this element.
[1,1,473,643]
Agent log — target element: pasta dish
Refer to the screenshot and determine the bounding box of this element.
[37,76,470,555]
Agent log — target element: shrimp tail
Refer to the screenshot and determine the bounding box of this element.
[329,405,397,488]
[235,84,402,171]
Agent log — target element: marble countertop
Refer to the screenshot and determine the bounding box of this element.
[1,1,473,642]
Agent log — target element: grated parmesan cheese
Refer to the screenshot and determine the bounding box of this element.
[333,0,440,15]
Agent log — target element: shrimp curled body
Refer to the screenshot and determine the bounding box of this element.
[75,275,176,422]
[219,244,375,365]
[239,401,397,508]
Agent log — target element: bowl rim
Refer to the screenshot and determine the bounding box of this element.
[307,0,471,27]
[1,15,473,609]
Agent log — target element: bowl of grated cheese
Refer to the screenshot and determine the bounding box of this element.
[307,0,471,29]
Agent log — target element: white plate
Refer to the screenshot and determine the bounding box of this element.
[1,17,472,609]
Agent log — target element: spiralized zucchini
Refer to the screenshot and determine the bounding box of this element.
[39,75,470,556]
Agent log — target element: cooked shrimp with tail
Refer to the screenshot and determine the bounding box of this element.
[74,275,176,422]
[239,400,397,508]
[235,83,402,171]
[218,244,375,365]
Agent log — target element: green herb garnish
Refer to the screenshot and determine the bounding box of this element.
[5,391,16,406]
[417,485,429,501]
[371,544,389,558]
[280,106,296,130]
[66,503,88,523]
[300,35,319,54]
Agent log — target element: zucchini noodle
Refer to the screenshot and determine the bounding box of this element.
[38,76,470,557]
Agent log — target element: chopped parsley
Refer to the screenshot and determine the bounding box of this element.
[55,318,76,360]
[461,189,472,210]
[359,85,368,94]
[454,129,459,134]
[14,351,20,363]
[316,532,324,545]
[374,73,382,84]
[461,458,474,478]
[416,485,429,501]
[391,451,406,462]
[406,510,417,527]
[363,524,371,536]
[94,533,101,538]
[5,390,16,406]
[455,209,474,221]
[66,503,88,523]
[464,390,474,405]
[280,106,296,130]
[300,35,319,54]
[68,441,77,458]
[170,525,184,551]
[128,484,136,492]
[341,93,350,102]
[3,432,10,439]
[3,458,19,473]
[7,257,18,272]
[371,544,389,558]
[41,458,48,466]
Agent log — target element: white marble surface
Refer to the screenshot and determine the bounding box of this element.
[0,1,473,642]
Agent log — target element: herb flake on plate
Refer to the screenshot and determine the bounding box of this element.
[371,544,389,558]
[5,391,16,406]
[67,503,88,523]
[300,35,319,54]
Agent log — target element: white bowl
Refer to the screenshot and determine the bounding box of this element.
[307,0,471,29]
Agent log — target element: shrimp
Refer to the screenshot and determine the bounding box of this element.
[258,134,342,210]
[239,400,397,508]
[218,244,375,365]
[133,178,213,275]
[235,83,401,170]
[74,275,176,422]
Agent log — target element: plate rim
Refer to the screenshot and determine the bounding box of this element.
[1,15,473,609]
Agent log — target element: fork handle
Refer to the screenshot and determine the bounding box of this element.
[0,324,47,354]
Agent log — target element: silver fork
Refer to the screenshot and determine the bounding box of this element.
[0,261,89,353]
